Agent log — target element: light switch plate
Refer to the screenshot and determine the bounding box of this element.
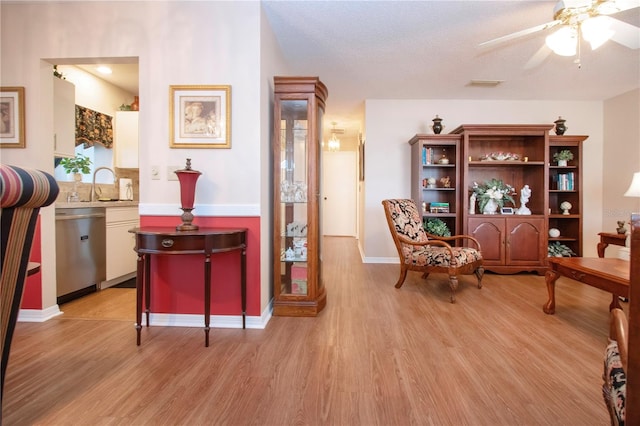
[167,166,180,181]
[150,165,160,180]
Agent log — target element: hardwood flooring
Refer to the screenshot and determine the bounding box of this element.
[2,237,619,425]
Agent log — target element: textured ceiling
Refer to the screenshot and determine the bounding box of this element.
[69,1,640,143]
[262,0,640,139]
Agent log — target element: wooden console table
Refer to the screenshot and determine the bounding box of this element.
[131,227,247,346]
[543,257,629,314]
[597,232,627,258]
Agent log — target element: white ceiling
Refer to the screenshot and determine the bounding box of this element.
[263,0,640,138]
[77,1,640,141]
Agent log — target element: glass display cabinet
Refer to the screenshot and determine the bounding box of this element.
[272,76,328,316]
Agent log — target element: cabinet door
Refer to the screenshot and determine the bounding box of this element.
[53,78,76,157]
[114,111,139,168]
[468,217,505,265]
[506,217,546,266]
[105,208,139,280]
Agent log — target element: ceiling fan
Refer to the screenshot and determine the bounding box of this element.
[480,0,640,66]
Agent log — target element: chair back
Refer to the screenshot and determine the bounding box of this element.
[382,199,428,242]
[1,164,59,396]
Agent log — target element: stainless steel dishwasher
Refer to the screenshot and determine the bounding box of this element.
[55,207,106,304]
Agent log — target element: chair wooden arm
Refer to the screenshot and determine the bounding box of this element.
[397,234,455,256]
[427,233,482,251]
[610,308,629,373]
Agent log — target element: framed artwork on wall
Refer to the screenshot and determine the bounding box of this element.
[0,87,25,148]
[169,85,231,149]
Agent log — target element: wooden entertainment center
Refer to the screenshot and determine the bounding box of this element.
[410,124,588,274]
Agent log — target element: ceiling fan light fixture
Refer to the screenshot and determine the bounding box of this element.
[582,15,614,50]
[546,25,578,56]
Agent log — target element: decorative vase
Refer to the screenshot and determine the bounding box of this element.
[482,198,499,215]
[554,116,567,135]
[432,115,443,134]
[557,159,567,167]
[68,172,82,202]
[175,158,202,231]
[131,96,139,111]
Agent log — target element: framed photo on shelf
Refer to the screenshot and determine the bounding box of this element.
[501,207,515,214]
[169,85,231,149]
[0,87,25,148]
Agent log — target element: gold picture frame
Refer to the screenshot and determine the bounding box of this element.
[169,85,231,149]
[0,87,26,148]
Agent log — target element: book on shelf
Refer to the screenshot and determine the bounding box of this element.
[556,172,575,190]
[422,146,435,165]
[429,202,449,213]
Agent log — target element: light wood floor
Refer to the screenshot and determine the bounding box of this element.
[3,237,620,425]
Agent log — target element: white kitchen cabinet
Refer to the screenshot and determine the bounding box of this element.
[114,111,139,168]
[103,206,139,287]
[53,77,76,157]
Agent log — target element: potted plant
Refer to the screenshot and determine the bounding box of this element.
[553,149,573,166]
[424,218,451,237]
[548,241,576,257]
[471,178,516,214]
[59,153,92,176]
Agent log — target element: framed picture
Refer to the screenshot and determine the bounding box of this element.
[1,87,25,148]
[169,85,231,149]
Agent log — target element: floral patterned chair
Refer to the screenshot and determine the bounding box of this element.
[603,308,627,426]
[381,199,484,303]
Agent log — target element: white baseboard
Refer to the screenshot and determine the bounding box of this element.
[18,305,63,322]
[17,302,273,328]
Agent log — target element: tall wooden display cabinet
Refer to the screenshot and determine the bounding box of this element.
[272,76,328,316]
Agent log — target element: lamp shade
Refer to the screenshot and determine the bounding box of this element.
[546,25,577,56]
[624,172,640,197]
[581,16,614,50]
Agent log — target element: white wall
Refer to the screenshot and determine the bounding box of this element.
[259,7,290,312]
[603,89,640,257]
[363,99,604,261]
[1,1,266,312]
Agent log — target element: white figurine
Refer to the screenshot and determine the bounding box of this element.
[469,193,476,214]
[516,185,531,215]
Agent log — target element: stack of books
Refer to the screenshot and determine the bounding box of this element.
[430,202,450,213]
[556,172,575,190]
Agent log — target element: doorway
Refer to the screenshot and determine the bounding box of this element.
[322,151,357,236]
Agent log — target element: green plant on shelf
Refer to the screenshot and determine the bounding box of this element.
[424,218,451,237]
[553,150,574,162]
[548,241,576,257]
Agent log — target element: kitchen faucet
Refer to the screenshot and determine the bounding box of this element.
[91,166,116,202]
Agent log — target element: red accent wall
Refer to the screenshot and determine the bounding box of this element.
[21,216,43,309]
[140,215,261,316]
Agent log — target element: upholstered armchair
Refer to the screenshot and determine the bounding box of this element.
[1,164,59,398]
[381,199,484,303]
[603,212,640,425]
[604,308,627,426]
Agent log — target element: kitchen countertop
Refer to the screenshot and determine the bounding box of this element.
[56,200,139,209]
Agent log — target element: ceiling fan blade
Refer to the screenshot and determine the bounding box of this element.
[524,44,552,69]
[607,0,640,13]
[609,18,640,48]
[479,20,562,49]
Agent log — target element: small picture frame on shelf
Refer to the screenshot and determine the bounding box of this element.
[500,207,515,215]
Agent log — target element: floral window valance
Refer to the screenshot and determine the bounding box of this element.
[75,105,113,148]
